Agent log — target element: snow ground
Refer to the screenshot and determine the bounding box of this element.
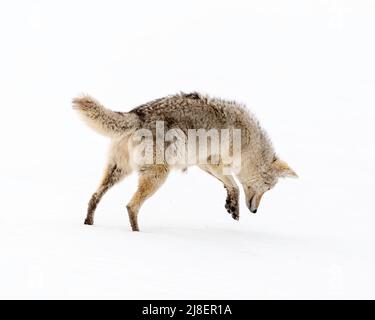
[1,0,375,299]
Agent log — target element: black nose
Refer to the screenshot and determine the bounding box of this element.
[252,208,257,214]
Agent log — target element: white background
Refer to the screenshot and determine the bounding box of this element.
[0,0,374,299]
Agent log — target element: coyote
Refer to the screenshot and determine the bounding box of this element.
[73,92,297,231]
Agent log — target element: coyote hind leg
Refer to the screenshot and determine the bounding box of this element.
[126,165,169,232]
[85,164,126,225]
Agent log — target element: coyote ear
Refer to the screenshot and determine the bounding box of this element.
[272,158,298,178]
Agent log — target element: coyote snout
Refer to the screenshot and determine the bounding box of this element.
[74,92,297,231]
[248,195,260,214]
[243,158,298,214]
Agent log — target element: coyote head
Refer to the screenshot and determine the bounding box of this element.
[241,158,298,213]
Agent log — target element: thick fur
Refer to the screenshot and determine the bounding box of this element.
[74,92,297,231]
[73,95,140,137]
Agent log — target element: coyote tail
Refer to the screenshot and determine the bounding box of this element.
[72,95,140,137]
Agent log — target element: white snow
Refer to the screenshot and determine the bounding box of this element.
[1,0,375,299]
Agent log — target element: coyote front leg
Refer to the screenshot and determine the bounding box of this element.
[199,165,240,220]
[126,165,169,231]
[85,164,125,225]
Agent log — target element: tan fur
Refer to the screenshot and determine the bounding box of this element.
[73,95,140,137]
[126,165,169,231]
[271,159,298,178]
[74,92,297,231]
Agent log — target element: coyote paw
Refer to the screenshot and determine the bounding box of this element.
[126,205,140,232]
[84,217,94,225]
[225,193,239,220]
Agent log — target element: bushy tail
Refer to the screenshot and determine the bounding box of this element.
[72,95,140,137]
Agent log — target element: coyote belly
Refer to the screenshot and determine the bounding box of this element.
[73,92,297,231]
